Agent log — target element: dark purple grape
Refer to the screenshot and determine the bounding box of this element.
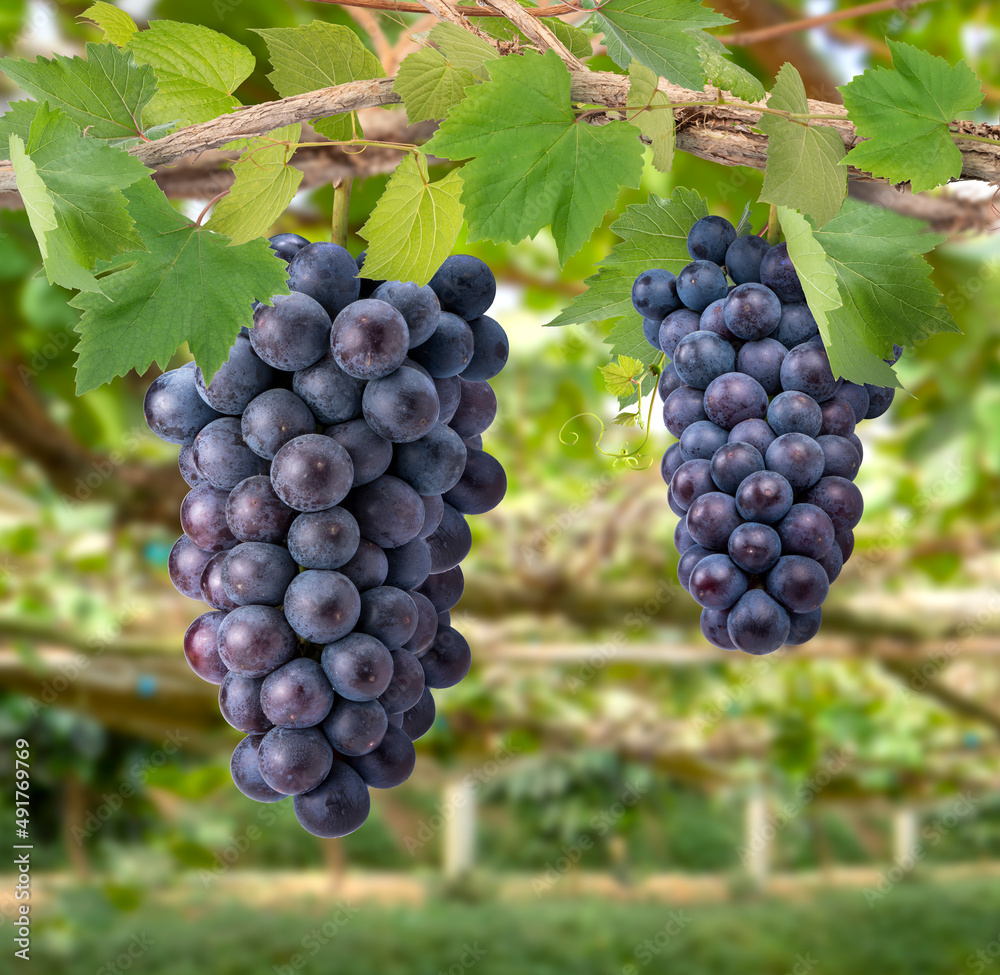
[727,590,790,654]
[195,335,273,415]
[710,441,765,495]
[449,378,496,440]
[767,390,822,438]
[379,648,426,714]
[363,366,441,443]
[392,424,468,496]
[670,458,715,512]
[168,534,215,599]
[268,232,309,262]
[728,418,776,456]
[343,723,416,789]
[728,521,781,574]
[817,435,861,480]
[355,250,385,299]
[401,687,436,740]
[673,330,736,389]
[434,376,462,425]
[688,554,748,610]
[183,611,229,684]
[698,298,739,345]
[181,485,239,552]
[774,302,818,349]
[420,625,471,688]
[287,508,361,570]
[343,475,426,549]
[251,292,331,371]
[759,243,805,302]
[677,544,711,591]
[864,384,895,419]
[409,312,474,378]
[418,494,445,540]
[443,448,506,515]
[662,385,707,438]
[463,315,509,382]
[258,726,334,796]
[287,242,361,319]
[241,389,316,461]
[221,542,298,606]
[701,606,737,649]
[321,633,394,701]
[217,605,298,677]
[661,442,684,485]
[425,503,471,573]
[631,268,680,320]
[817,540,843,582]
[679,420,730,463]
[357,586,418,649]
[429,255,496,319]
[292,354,366,425]
[685,492,743,550]
[780,342,836,402]
[677,260,728,312]
[271,434,354,512]
[735,470,794,524]
[293,761,371,837]
[193,417,268,490]
[819,397,856,438]
[403,590,439,656]
[848,432,864,464]
[321,698,388,756]
[786,608,822,646]
[736,338,786,395]
[667,486,686,518]
[261,658,335,729]
[330,298,409,380]
[776,503,834,560]
[339,538,389,592]
[657,362,683,401]
[201,551,240,610]
[674,519,695,554]
[324,419,393,489]
[643,316,665,352]
[416,565,464,613]
[835,530,854,562]
[231,734,284,802]
[838,382,870,424]
[802,476,864,532]
[220,673,274,733]
[383,538,432,591]
[226,475,296,544]
[703,373,768,430]
[178,443,206,487]
[765,433,825,492]
[766,555,829,613]
[687,215,736,265]
[284,570,361,644]
[371,280,441,348]
[144,363,221,445]
[725,234,770,284]
[658,309,702,358]
[723,283,781,340]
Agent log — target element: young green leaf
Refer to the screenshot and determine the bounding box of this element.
[627,60,675,173]
[358,154,464,287]
[611,410,642,429]
[0,43,156,141]
[127,21,255,127]
[425,50,644,265]
[840,40,983,193]
[208,124,304,245]
[79,1,138,47]
[71,179,292,393]
[697,37,766,103]
[600,354,647,399]
[758,63,846,229]
[592,0,732,91]
[734,202,753,237]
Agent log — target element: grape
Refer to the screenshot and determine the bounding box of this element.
[270,434,354,512]
[420,625,472,688]
[321,633,394,701]
[331,298,410,380]
[434,375,462,425]
[724,284,781,340]
[379,648,426,714]
[677,544,711,591]
[168,534,215,599]
[217,605,298,679]
[222,541,299,606]
[144,363,221,445]
[287,508,361,570]
[231,734,284,802]
[321,698,388,756]
[685,492,743,550]
[661,442,684,484]
[196,336,274,415]
[178,444,206,487]
[735,470,794,524]
[766,555,829,613]
[727,590,790,655]
[417,494,445,540]
[344,723,416,789]
[293,761,371,837]
[193,417,268,490]
[779,342,836,403]
[764,433,825,492]
[181,484,239,552]
[673,331,736,389]
[324,419,393,488]
[776,503,835,560]
[663,385,708,438]
[416,565,464,613]
[835,531,854,562]
[357,586,419,649]
[687,215,737,265]
[759,243,805,302]
[260,658,335,729]
[183,611,229,684]
[728,521,781,574]
[658,309,702,358]
[701,607,737,650]
[688,554,748,610]
[371,280,441,348]
[443,448,506,514]
[643,316,665,352]
[703,373,768,429]
[773,302,818,349]
[343,475,426,549]
[284,570,362,644]
[631,268,680,320]
[220,672,274,733]
[674,520,695,554]
[767,390,822,437]
[258,726,334,796]
[201,552,240,611]
[287,242,361,319]
[401,687,436,740]
[425,503,471,573]
[409,312,474,378]
[669,459,715,512]
[802,476,864,532]
[383,538,432,591]
[355,250,385,299]
[667,487,686,518]
[226,475,296,543]
[464,315,510,382]
[677,260,729,312]
[241,389,316,461]
[785,608,822,646]
[293,354,366,425]
[251,292,332,372]
[864,384,895,418]
[817,540,843,582]
[728,418,776,457]
[819,396,856,437]
[710,442,765,495]
[698,299,738,345]
[429,255,496,319]
[679,420,729,463]
[848,433,864,464]
[363,366,441,443]
[399,591,436,655]
[268,232,310,262]
[817,434,861,480]
[736,338,786,395]
[338,538,389,592]
[838,382,870,424]
[392,424,468,496]
[725,235,770,284]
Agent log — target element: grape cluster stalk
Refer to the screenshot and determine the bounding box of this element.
[145,236,508,837]
[641,216,897,655]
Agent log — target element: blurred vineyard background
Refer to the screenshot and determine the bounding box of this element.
[2,1,1000,973]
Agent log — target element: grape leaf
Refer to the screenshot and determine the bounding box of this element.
[80,1,138,47]
[734,202,753,236]
[128,21,255,127]
[425,50,644,265]
[600,354,647,399]
[208,124,304,245]
[71,179,292,393]
[592,0,733,91]
[0,43,156,141]
[254,22,385,145]
[697,37,766,103]
[0,98,44,148]
[358,153,464,287]
[758,63,846,229]
[839,40,983,193]
[627,60,674,173]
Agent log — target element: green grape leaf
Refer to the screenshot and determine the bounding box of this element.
[80,1,138,46]
[627,60,674,173]
[734,202,753,236]
[839,39,983,193]
[208,124,304,245]
[758,63,846,229]
[128,21,255,127]
[254,22,385,145]
[611,410,642,429]
[432,22,502,75]
[71,179,292,393]
[0,42,156,141]
[425,50,644,265]
[600,354,647,399]
[9,103,149,293]
[359,153,464,287]
[592,0,733,91]
[0,98,44,148]
[698,37,766,103]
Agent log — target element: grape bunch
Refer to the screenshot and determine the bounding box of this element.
[144,235,508,837]
[640,215,897,655]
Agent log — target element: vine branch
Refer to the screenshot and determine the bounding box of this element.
[477,0,587,70]
[416,0,495,42]
[299,0,581,16]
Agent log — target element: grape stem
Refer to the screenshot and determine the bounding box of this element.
[194,189,231,227]
[767,205,780,246]
[331,175,354,247]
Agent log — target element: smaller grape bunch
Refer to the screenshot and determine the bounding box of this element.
[145,236,508,837]
[642,215,897,655]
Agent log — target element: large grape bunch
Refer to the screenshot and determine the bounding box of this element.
[144,235,508,837]
[641,215,898,655]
